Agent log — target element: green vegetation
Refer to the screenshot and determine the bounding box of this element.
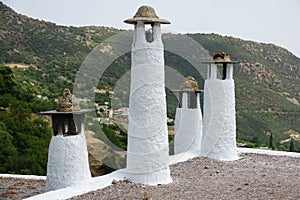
[101,124,127,151]
[289,139,295,152]
[0,65,53,175]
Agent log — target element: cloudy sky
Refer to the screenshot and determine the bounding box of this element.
[2,0,300,57]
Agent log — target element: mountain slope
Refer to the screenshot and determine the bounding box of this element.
[0,64,53,175]
[0,1,299,156]
[0,1,122,97]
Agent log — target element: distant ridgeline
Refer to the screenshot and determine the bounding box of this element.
[0,2,300,174]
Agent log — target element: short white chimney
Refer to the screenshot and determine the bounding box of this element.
[200,53,239,161]
[40,89,93,191]
[174,76,203,154]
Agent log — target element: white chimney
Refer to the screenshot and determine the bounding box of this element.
[123,6,172,185]
[200,53,239,161]
[174,76,203,154]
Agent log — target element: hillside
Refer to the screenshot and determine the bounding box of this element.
[0,64,52,175]
[0,1,300,175]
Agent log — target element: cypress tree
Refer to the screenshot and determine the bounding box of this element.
[289,138,295,152]
[268,133,275,150]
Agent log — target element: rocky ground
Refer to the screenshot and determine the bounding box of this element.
[1,153,299,199]
[71,153,300,200]
[0,177,45,200]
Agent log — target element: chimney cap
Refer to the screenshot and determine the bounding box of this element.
[213,52,232,63]
[203,52,239,64]
[56,88,81,112]
[124,6,170,25]
[180,76,199,91]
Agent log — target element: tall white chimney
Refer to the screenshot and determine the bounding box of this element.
[123,6,172,185]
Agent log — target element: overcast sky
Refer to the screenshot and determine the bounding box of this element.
[2,0,300,57]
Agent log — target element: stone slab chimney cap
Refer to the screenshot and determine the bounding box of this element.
[56,88,81,112]
[203,52,239,64]
[124,5,170,24]
[213,52,232,63]
[180,76,199,91]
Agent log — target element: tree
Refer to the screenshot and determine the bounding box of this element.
[289,138,295,152]
[0,66,17,95]
[268,133,275,150]
[0,122,18,173]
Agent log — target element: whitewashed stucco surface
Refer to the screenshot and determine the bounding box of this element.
[174,93,203,154]
[45,133,91,191]
[125,22,172,185]
[200,79,238,161]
